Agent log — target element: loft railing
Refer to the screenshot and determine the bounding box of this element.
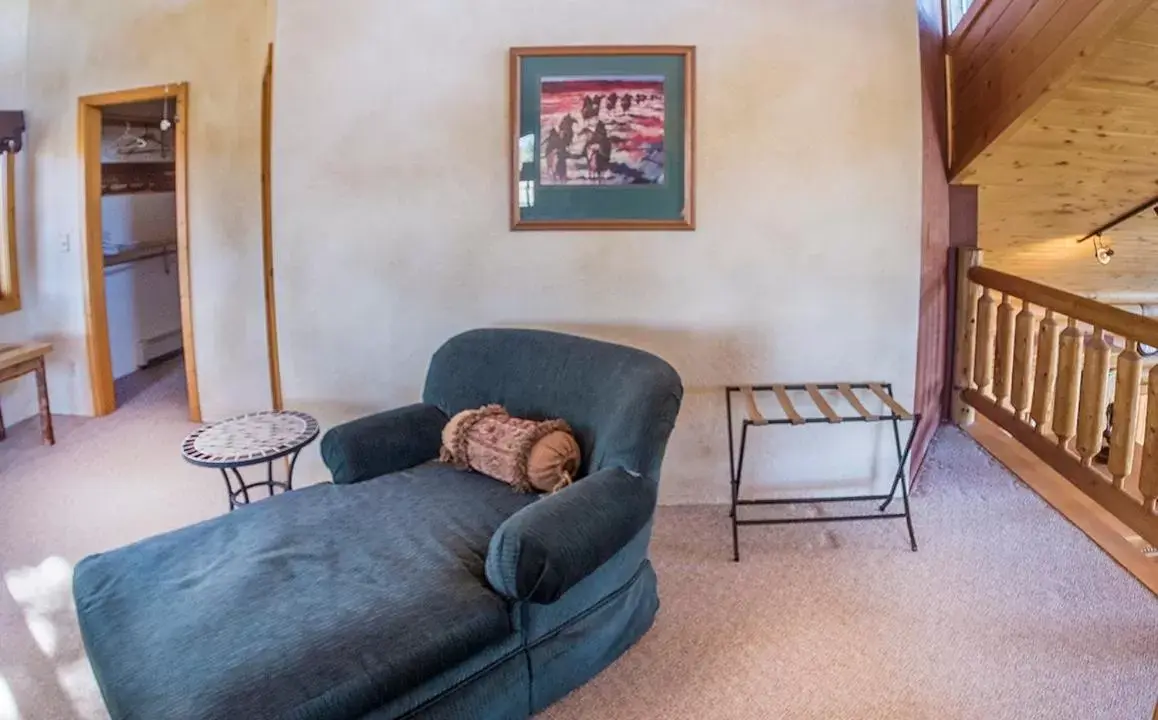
[953,251,1158,549]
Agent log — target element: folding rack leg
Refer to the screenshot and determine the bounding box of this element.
[877,384,919,551]
[879,409,906,512]
[732,421,749,562]
[898,419,919,552]
[726,389,736,519]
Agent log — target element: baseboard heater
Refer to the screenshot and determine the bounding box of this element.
[137,328,182,368]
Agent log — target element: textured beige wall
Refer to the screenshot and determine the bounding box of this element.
[0,0,34,421]
[272,0,925,502]
[11,0,272,421]
[0,0,26,108]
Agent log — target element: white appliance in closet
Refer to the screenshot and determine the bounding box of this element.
[103,192,182,380]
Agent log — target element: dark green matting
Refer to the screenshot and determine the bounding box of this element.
[517,54,687,222]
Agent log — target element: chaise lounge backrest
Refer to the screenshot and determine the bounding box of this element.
[423,328,683,482]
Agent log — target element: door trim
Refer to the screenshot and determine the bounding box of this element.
[262,45,283,411]
[78,82,201,421]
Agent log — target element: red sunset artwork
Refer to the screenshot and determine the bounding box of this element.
[539,75,665,186]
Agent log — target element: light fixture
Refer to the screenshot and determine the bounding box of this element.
[159,95,172,132]
[1092,233,1114,265]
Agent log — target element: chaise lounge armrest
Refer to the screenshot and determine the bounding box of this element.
[321,403,448,484]
[485,466,657,604]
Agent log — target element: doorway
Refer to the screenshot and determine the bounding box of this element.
[78,83,200,422]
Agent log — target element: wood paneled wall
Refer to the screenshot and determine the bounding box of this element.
[958,1,1158,299]
[949,0,1152,178]
[913,0,952,478]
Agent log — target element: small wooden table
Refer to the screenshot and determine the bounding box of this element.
[0,342,54,445]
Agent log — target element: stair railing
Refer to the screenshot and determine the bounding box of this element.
[953,252,1158,549]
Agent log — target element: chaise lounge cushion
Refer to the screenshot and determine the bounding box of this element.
[74,463,538,720]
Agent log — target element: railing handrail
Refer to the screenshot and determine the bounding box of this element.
[969,266,1158,348]
[958,255,1158,553]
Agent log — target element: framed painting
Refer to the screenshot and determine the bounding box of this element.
[509,45,695,231]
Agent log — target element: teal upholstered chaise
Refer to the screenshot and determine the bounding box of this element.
[74,329,683,719]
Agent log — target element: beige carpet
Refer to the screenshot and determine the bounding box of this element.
[0,361,1155,720]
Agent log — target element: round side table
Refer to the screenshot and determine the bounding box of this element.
[181,410,320,511]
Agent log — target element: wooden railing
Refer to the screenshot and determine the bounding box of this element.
[953,253,1158,549]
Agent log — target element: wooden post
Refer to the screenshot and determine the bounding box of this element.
[993,293,1016,408]
[951,248,982,426]
[1053,318,1083,452]
[1138,365,1158,514]
[1011,298,1037,422]
[1109,340,1142,488]
[1076,328,1110,467]
[0,148,20,313]
[973,289,997,398]
[1031,310,1060,433]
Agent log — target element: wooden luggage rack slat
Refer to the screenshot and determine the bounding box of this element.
[724,382,921,561]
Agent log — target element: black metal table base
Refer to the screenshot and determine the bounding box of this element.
[726,383,921,561]
[220,449,305,511]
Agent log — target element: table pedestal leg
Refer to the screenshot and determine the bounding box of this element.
[287,449,303,491]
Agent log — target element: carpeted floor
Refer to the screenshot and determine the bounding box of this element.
[0,361,1155,720]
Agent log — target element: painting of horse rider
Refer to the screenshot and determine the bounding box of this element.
[539,75,665,186]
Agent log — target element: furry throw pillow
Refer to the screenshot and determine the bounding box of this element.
[439,405,580,493]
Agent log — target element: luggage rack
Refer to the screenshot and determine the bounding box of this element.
[725,382,921,561]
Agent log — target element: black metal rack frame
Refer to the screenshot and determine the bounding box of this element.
[725,382,921,561]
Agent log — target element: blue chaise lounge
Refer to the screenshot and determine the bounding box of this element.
[74,328,684,719]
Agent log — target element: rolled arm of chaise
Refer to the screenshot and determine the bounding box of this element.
[321,403,448,485]
[485,466,658,604]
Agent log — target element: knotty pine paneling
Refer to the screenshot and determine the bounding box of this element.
[965,2,1158,299]
[914,0,952,477]
[949,0,1152,177]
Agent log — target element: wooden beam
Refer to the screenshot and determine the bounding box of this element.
[78,84,185,108]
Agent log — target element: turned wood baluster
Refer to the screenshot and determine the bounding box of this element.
[951,249,983,426]
[1052,318,1083,451]
[1011,299,1037,422]
[973,289,997,397]
[1075,328,1111,467]
[1137,365,1158,514]
[1031,310,1061,433]
[993,293,1016,408]
[1108,340,1142,488]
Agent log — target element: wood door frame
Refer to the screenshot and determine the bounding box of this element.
[262,45,283,411]
[78,82,201,422]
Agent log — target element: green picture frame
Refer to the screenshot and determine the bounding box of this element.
[509,46,695,231]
